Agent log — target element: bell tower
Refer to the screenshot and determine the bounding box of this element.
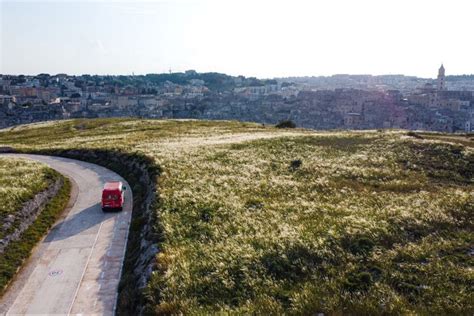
[437,64,446,91]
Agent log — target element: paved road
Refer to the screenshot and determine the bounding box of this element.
[0,154,132,315]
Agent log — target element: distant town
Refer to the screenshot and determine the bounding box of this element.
[1,65,473,132]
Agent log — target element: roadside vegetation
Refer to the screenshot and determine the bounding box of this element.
[0,119,472,314]
[0,158,70,294]
[0,158,52,241]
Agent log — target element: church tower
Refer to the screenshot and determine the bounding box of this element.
[437,64,446,91]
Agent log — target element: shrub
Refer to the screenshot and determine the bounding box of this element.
[289,159,302,171]
[275,120,296,129]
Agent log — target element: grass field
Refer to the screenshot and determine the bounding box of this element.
[0,157,54,241]
[0,119,473,314]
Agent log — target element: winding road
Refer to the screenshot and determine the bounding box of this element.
[0,154,132,315]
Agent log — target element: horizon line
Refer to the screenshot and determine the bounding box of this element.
[2,71,474,80]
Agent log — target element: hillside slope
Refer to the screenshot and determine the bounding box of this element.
[0,119,473,314]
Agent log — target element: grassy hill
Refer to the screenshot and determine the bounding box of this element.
[0,119,473,314]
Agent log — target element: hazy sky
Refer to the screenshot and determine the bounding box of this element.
[1,0,473,78]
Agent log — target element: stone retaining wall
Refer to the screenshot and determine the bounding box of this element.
[0,177,63,254]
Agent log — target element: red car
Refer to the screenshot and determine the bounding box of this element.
[101,181,126,211]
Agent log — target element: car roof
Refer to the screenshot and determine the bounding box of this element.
[103,181,122,190]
